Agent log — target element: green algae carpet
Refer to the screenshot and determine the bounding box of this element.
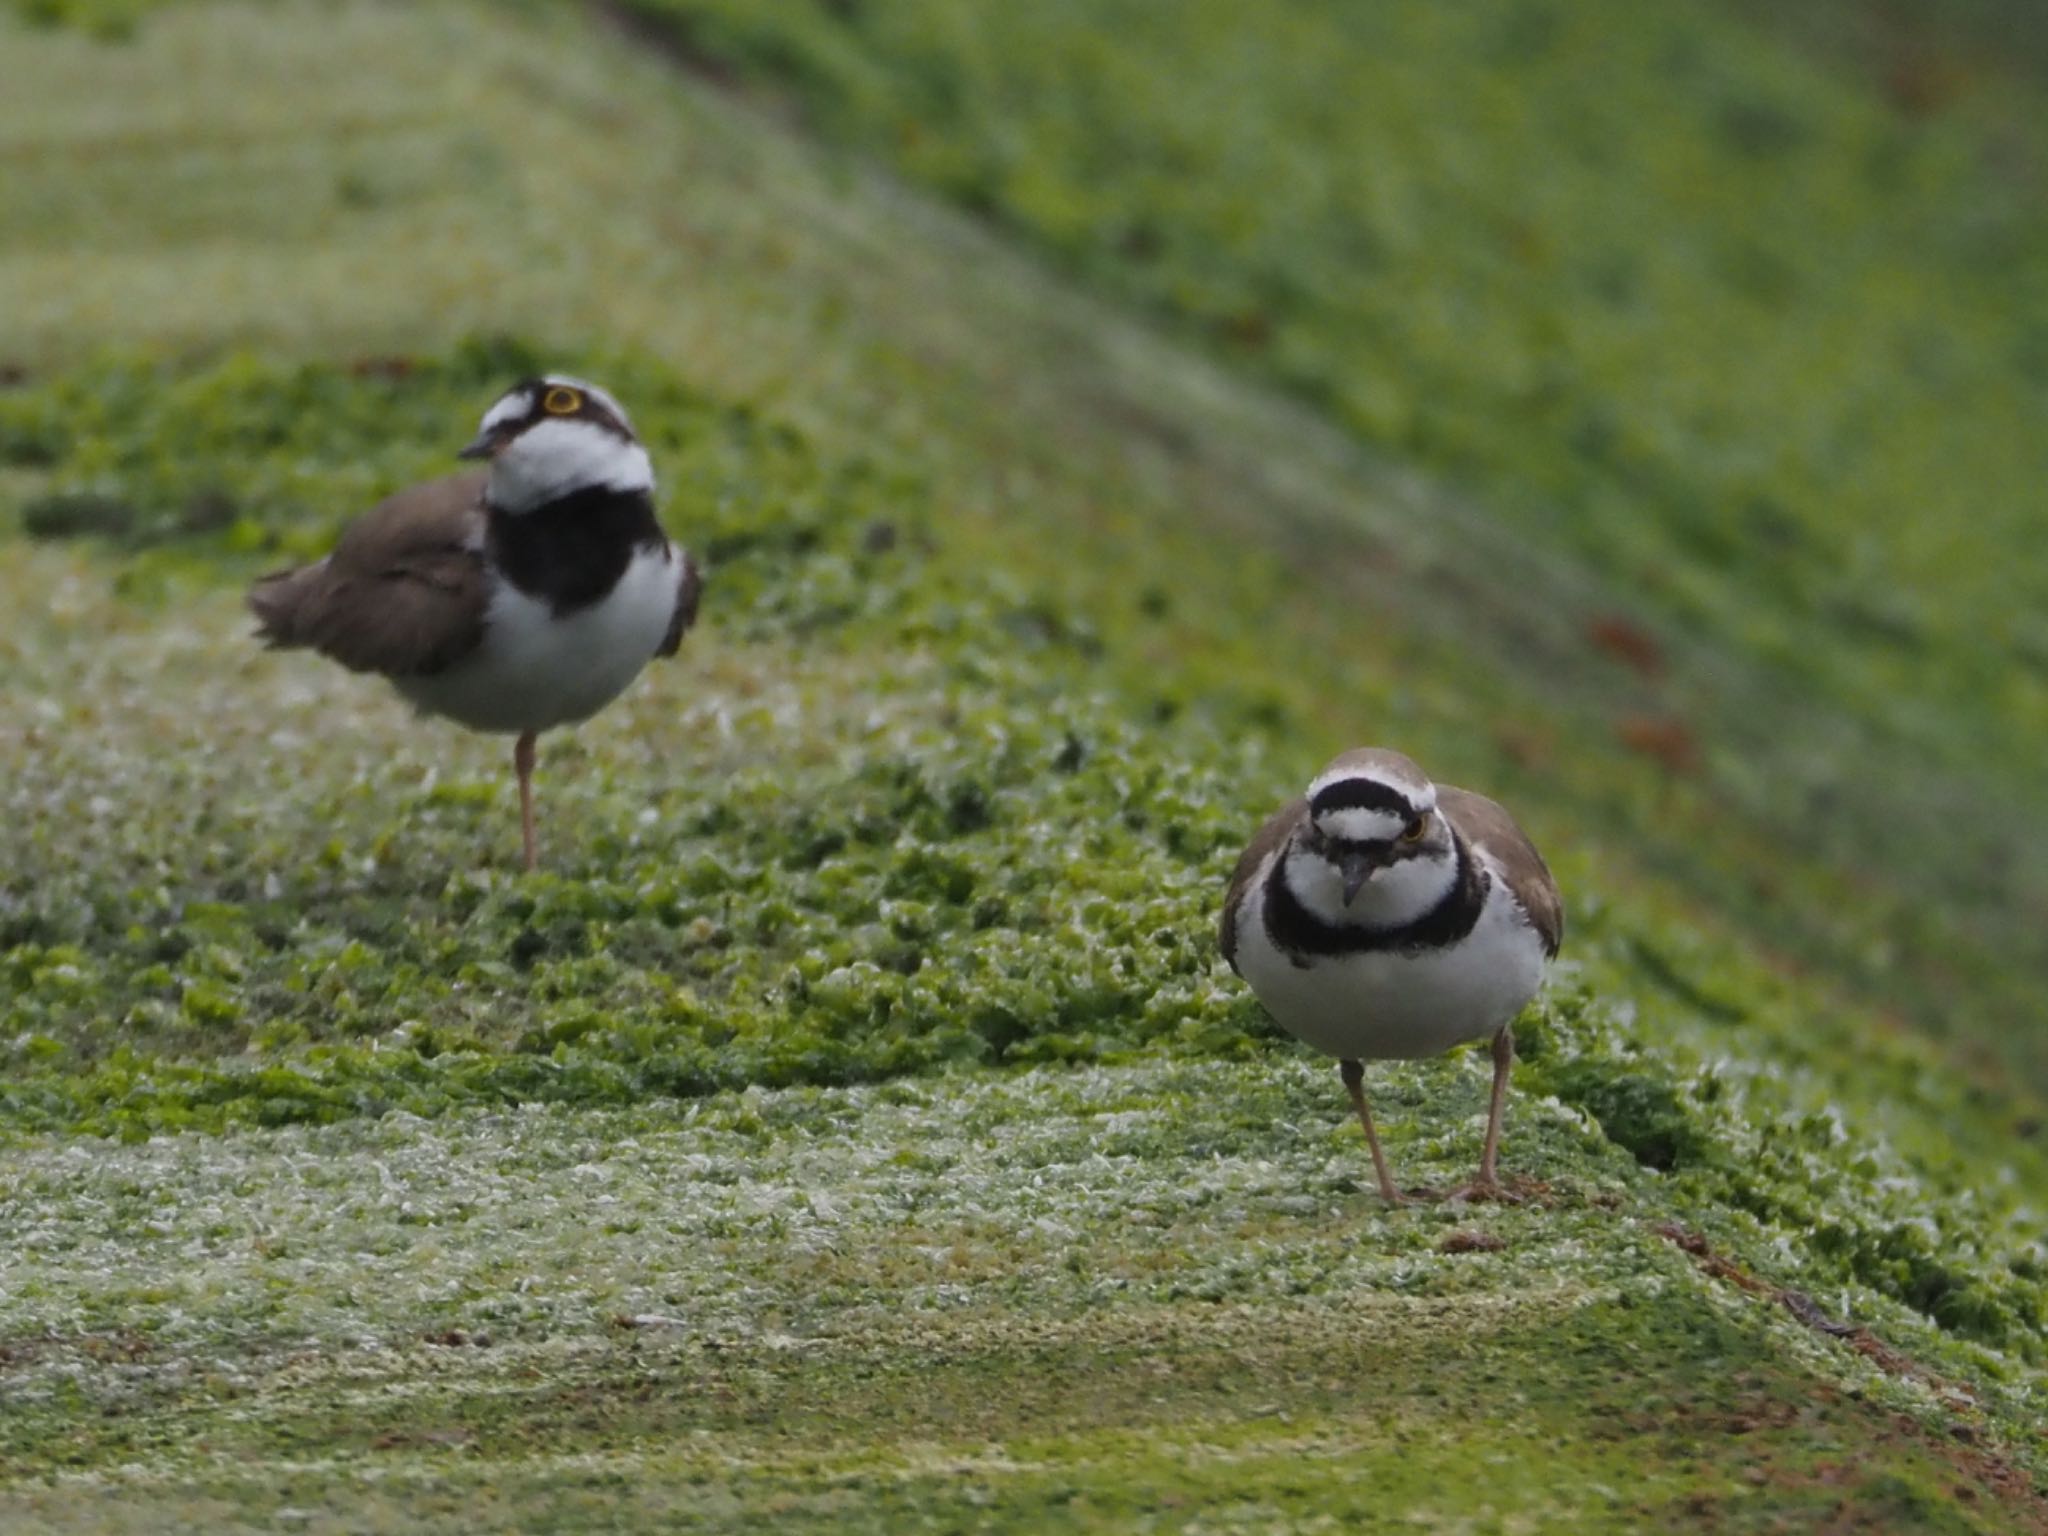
[3,3,2046,1529]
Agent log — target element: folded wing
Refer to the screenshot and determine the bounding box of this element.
[1439,785,1564,958]
[247,471,492,678]
[657,549,703,659]
[1219,797,1307,972]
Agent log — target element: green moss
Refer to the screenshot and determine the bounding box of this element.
[6,0,152,39]
[1547,1061,1706,1174]
[5,324,2045,1358]
[5,3,2048,1525]
[1,1070,2042,1530]
[0,346,1249,1116]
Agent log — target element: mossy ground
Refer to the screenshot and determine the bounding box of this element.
[2,2,2045,1528]
[3,1064,2043,1533]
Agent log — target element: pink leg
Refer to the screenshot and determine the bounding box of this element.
[1341,1058,1403,1205]
[1444,1026,1518,1203]
[514,731,538,872]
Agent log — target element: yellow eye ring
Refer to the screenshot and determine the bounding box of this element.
[1401,816,1428,843]
[542,386,582,415]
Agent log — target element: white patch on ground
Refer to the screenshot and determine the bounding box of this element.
[0,1061,1613,1400]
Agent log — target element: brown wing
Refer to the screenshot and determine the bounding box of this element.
[656,548,702,659]
[247,472,490,678]
[1219,797,1306,973]
[1439,785,1563,958]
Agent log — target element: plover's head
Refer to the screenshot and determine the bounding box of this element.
[1287,748,1454,922]
[460,375,653,514]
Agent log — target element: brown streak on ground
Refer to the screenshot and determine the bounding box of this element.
[1655,1222,2046,1525]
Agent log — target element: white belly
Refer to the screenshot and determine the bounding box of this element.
[395,544,679,734]
[1234,862,1547,1060]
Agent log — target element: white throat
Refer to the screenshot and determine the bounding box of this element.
[488,419,654,514]
[1282,839,1459,930]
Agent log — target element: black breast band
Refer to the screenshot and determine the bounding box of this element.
[1262,832,1490,958]
[487,486,664,616]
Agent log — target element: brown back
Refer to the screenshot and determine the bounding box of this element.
[247,471,491,678]
[1438,785,1564,957]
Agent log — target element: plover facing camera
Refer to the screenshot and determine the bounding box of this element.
[1220,749,1562,1202]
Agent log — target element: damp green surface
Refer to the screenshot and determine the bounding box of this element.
[3,1066,2046,1533]
[2,1,2046,1529]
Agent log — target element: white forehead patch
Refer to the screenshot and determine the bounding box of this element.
[1314,807,1406,842]
[478,389,532,436]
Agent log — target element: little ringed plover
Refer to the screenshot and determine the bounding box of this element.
[1220,748,1562,1202]
[248,375,700,870]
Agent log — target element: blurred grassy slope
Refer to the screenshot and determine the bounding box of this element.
[628,0,2048,760]
[1737,0,2048,91]
[2,1,2047,1525]
[608,0,2048,1077]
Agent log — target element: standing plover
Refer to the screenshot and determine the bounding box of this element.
[249,376,700,870]
[1220,749,1562,1202]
